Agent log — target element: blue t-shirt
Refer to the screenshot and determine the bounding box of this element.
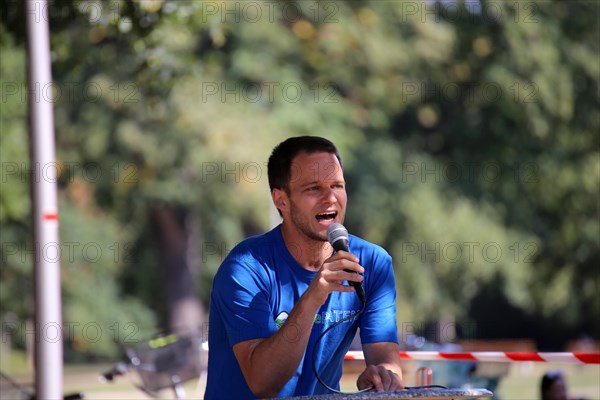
[205,225,398,399]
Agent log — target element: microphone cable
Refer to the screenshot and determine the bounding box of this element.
[311,295,449,394]
[311,295,370,394]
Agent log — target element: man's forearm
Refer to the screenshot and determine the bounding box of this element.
[233,291,321,397]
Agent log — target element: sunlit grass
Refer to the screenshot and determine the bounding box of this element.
[2,355,598,399]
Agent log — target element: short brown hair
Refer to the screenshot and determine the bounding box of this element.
[267,136,342,193]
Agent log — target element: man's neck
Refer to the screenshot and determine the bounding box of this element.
[280,222,332,271]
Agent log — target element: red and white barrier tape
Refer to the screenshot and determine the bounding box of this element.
[344,351,600,364]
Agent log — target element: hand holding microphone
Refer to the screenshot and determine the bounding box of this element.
[327,223,366,304]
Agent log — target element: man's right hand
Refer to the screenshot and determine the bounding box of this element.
[305,250,364,306]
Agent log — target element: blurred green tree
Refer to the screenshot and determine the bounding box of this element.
[1,0,597,358]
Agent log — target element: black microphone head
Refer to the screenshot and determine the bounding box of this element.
[327,223,365,304]
[327,223,349,252]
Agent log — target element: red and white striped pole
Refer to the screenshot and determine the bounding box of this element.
[344,351,600,364]
[26,1,63,398]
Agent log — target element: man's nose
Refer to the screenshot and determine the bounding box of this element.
[321,187,337,203]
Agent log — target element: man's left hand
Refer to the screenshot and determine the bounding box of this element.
[357,364,404,392]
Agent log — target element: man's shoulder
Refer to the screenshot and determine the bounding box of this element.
[228,226,280,258]
[348,234,390,257]
[214,226,281,276]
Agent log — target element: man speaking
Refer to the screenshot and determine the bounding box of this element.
[205,136,403,398]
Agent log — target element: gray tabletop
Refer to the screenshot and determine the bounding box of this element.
[277,388,493,400]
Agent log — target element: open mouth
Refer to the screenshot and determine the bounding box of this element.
[315,211,337,222]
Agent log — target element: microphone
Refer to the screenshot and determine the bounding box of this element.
[327,223,366,304]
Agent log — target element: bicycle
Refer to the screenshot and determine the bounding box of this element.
[100,330,205,400]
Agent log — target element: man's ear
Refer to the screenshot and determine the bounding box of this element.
[271,188,288,212]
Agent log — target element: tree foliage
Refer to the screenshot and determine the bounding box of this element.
[1,0,598,357]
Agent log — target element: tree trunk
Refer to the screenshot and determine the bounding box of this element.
[151,204,204,337]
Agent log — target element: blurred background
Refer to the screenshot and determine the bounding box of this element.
[1,0,598,398]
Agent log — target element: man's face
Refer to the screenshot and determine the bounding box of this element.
[285,151,347,242]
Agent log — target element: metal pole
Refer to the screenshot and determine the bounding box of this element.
[25,1,64,399]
